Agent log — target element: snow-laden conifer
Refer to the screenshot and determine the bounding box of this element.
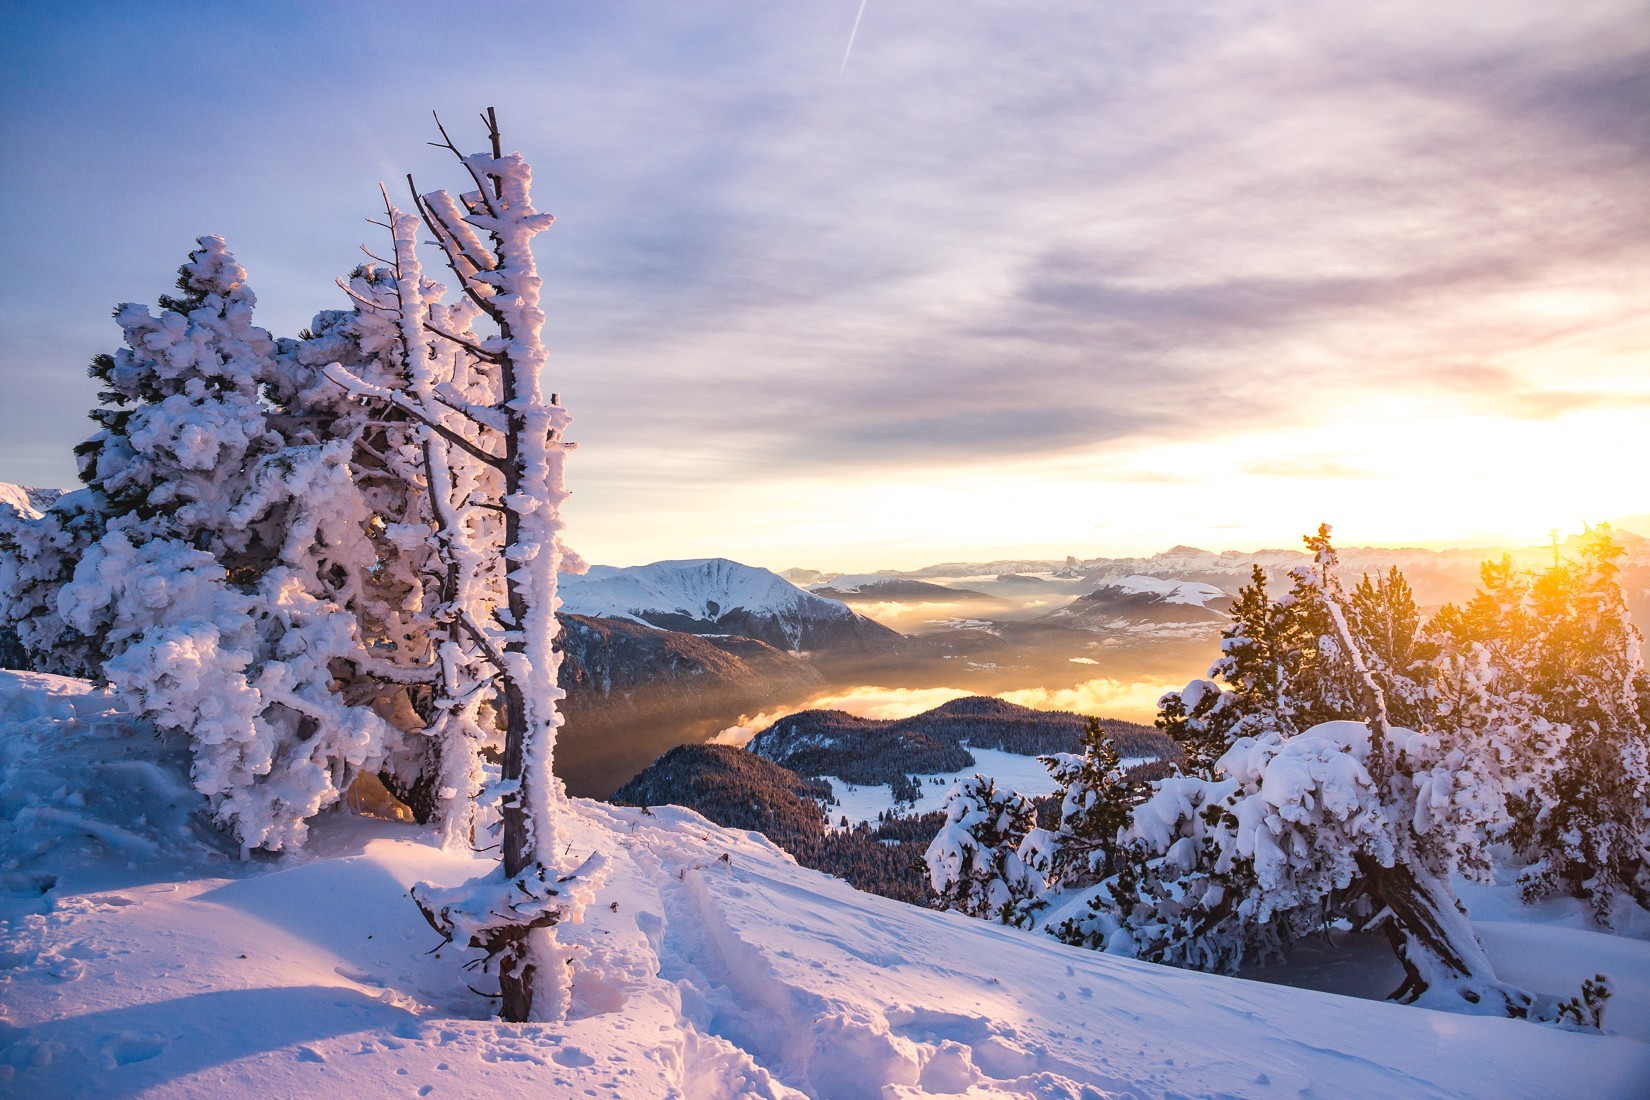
[1433,526,1650,920]
[56,240,395,852]
[1026,527,1610,1025]
[0,490,107,677]
[325,112,601,1023]
[925,774,1050,927]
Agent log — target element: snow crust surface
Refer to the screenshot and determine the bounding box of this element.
[2,671,1647,1098]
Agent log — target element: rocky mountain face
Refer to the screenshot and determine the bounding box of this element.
[746,695,1171,786]
[558,613,821,704]
[559,558,906,656]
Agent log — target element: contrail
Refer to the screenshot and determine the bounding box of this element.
[839,0,870,74]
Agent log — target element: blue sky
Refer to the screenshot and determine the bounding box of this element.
[2,1,1646,569]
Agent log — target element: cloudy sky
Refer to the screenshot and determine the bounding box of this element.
[2,1,1645,571]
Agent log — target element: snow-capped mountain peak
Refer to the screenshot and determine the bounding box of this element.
[0,482,66,521]
[1103,574,1230,606]
[559,558,902,653]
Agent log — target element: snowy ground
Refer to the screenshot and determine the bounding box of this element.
[3,670,1648,1098]
[823,749,1149,828]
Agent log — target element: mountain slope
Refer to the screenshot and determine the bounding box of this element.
[1,669,1645,1098]
[1040,573,1235,634]
[810,576,998,604]
[555,613,824,798]
[559,558,904,654]
[609,742,830,849]
[0,482,64,521]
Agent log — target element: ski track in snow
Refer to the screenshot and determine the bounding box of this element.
[2,670,1648,1097]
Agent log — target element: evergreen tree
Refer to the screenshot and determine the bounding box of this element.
[54,239,396,853]
[1040,716,1150,884]
[1044,526,1594,1023]
[924,774,1049,927]
[1349,567,1436,730]
[1512,527,1650,918]
[328,112,604,1024]
[0,491,107,677]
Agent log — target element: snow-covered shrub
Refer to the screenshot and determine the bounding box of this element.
[50,239,399,852]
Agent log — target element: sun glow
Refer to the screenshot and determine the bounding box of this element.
[572,393,1647,572]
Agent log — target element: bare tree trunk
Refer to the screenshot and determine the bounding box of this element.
[1359,853,1533,1014]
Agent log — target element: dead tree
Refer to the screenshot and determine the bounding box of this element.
[327,109,604,1022]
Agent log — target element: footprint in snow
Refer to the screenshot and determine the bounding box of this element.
[103,1032,167,1067]
[552,1045,596,1068]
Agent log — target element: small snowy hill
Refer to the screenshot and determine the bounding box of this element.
[560,558,904,654]
[3,671,1649,1098]
[747,697,1170,787]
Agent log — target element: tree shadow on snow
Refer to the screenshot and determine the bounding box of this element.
[0,984,420,1096]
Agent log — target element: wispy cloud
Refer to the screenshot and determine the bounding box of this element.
[2,1,1644,565]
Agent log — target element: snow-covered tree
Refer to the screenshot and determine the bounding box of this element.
[1041,526,1606,1025]
[1039,716,1150,885]
[925,774,1050,927]
[324,111,602,1024]
[52,239,398,853]
[292,213,505,844]
[1350,567,1436,730]
[0,490,107,677]
[1427,527,1650,920]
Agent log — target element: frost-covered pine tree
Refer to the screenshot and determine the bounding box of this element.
[925,774,1051,927]
[292,211,506,845]
[1041,526,1597,1024]
[1039,717,1149,885]
[1349,567,1437,730]
[1158,540,1435,778]
[55,238,396,853]
[0,490,107,677]
[326,111,603,1024]
[1509,527,1648,918]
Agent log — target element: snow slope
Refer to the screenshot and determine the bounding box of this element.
[2,671,1647,1098]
